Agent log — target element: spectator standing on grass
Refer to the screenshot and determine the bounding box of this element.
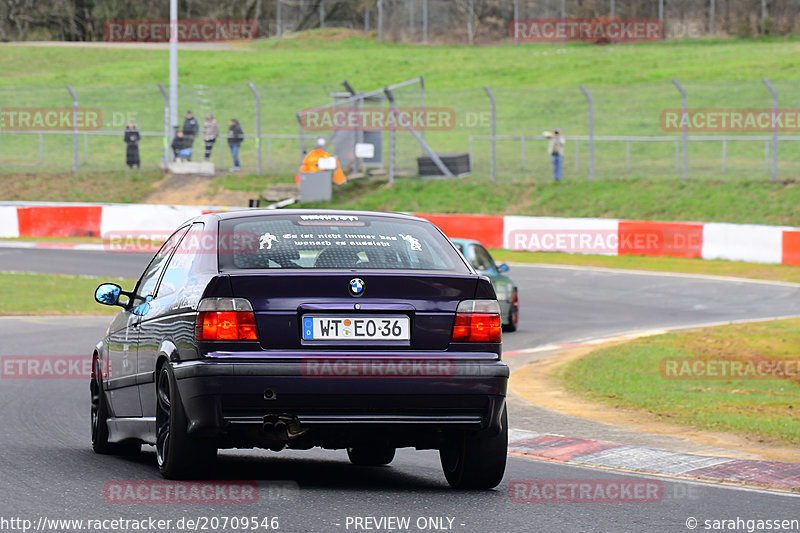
[203,113,219,161]
[182,110,199,148]
[546,129,566,182]
[228,119,244,171]
[123,122,140,169]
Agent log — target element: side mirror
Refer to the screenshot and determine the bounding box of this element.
[498,264,510,273]
[95,283,122,306]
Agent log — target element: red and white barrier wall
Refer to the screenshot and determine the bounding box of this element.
[413,212,800,267]
[1,202,799,266]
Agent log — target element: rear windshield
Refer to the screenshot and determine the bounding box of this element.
[218,213,469,272]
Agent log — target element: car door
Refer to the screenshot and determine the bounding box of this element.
[137,223,204,417]
[107,226,189,417]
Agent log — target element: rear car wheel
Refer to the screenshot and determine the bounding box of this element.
[156,363,217,479]
[347,446,396,466]
[503,291,519,332]
[91,359,141,456]
[440,406,507,489]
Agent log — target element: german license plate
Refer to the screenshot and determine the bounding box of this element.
[302,316,410,341]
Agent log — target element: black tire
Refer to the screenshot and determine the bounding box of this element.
[91,359,141,456]
[347,446,396,466]
[155,362,217,479]
[503,291,519,332]
[440,406,507,489]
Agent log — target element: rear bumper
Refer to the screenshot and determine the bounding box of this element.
[172,353,508,441]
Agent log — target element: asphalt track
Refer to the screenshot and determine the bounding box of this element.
[0,248,799,532]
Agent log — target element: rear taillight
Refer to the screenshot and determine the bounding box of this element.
[452,300,502,343]
[195,298,258,341]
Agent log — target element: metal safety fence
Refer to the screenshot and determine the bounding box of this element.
[2,79,800,182]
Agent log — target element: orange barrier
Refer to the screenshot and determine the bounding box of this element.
[781,231,800,266]
[415,213,504,250]
[16,206,102,237]
[618,221,703,258]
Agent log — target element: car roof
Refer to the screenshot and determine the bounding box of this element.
[198,209,427,223]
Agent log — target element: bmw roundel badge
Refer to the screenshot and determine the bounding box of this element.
[349,278,365,297]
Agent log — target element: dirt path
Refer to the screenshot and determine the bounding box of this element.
[142,174,253,206]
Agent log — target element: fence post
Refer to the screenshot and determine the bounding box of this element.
[760,0,767,35]
[672,79,688,181]
[484,86,496,182]
[268,137,273,171]
[468,0,474,45]
[625,140,630,171]
[277,0,282,37]
[84,134,88,165]
[388,125,396,185]
[721,139,726,172]
[423,0,429,43]
[157,83,170,164]
[248,82,262,174]
[364,3,370,31]
[419,75,426,142]
[513,0,519,45]
[709,0,716,35]
[659,0,664,39]
[520,137,526,169]
[66,85,78,173]
[319,0,325,28]
[579,85,594,181]
[378,0,383,42]
[762,78,778,182]
[296,113,305,165]
[39,133,44,164]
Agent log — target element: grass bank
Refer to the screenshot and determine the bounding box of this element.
[299,177,800,226]
[0,273,134,315]
[554,318,800,443]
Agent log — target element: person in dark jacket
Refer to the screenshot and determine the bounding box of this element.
[227,119,244,171]
[182,110,199,148]
[171,131,193,161]
[124,123,140,169]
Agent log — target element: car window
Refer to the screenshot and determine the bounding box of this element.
[218,213,467,272]
[157,223,204,298]
[468,244,497,273]
[133,226,190,303]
